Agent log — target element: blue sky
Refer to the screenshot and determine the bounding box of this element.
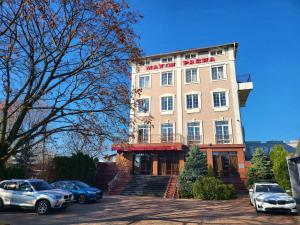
[128,0,300,142]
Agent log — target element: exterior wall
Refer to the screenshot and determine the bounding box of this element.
[131,45,243,145]
[117,43,252,181]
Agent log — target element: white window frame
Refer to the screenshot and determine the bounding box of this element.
[185,92,201,113]
[213,119,233,144]
[160,122,175,143]
[144,60,151,65]
[184,68,199,84]
[211,64,227,81]
[210,48,224,57]
[184,53,197,60]
[138,74,151,89]
[160,71,174,87]
[136,97,151,115]
[211,88,229,112]
[137,124,151,144]
[161,57,174,64]
[160,94,175,115]
[186,120,203,144]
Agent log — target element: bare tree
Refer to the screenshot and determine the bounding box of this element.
[0,0,141,167]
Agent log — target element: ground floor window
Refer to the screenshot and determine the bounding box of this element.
[133,153,153,175]
[132,152,179,176]
[212,151,238,177]
[158,152,179,175]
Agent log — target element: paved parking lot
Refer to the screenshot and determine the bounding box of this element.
[0,195,299,225]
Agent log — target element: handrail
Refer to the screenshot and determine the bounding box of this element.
[108,170,127,193]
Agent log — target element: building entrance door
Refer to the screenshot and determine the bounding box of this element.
[212,152,238,177]
[133,153,153,175]
[158,152,179,175]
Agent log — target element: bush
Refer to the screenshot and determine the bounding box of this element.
[0,166,26,180]
[207,166,214,177]
[192,177,236,200]
[49,152,96,185]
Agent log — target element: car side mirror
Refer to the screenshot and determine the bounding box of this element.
[25,187,33,192]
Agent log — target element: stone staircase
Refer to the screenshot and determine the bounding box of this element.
[120,175,170,197]
[109,174,132,195]
[164,175,178,199]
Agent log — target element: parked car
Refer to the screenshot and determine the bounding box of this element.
[0,179,73,215]
[249,182,297,214]
[51,180,103,204]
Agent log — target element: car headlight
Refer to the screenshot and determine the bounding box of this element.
[87,191,96,194]
[286,200,296,204]
[256,197,263,202]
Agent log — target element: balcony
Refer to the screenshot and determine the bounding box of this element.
[135,134,184,144]
[215,134,233,144]
[237,74,253,107]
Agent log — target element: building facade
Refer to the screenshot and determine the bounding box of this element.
[113,43,253,181]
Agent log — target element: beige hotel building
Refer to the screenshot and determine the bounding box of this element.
[113,42,253,182]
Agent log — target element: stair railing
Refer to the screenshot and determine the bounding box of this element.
[108,170,127,193]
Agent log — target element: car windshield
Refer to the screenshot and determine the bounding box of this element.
[73,181,90,188]
[256,185,285,193]
[30,181,53,191]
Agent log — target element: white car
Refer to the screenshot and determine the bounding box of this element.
[0,179,73,215]
[249,183,297,214]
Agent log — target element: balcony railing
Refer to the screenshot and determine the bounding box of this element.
[136,134,184,144]
[115,134,233,145]
[187,135,203,145]
[237,74,251,83]
[215,134,232,144]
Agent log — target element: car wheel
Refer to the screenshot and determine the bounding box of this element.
[78,194,87,204]
[0,198,4,211]
[36,200,50,215]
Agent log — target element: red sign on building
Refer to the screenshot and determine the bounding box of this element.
[183,57,215,65]
[146,62,176,71]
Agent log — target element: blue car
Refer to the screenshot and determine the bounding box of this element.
[52,180,103,204]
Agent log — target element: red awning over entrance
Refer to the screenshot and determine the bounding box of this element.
[112,143,183,151]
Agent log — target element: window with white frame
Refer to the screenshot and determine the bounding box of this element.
[137,98,150,113]
[137,124,150,143]
[161,57,173,63]
[161,71,173,86]
[213,91,227,108]
[211,65,225,80]
[185,53,197,60]
[139,75,150,89]
[215,121,231,144]
[144,60,151,65]
[186,94,199,110]
[161,96,173,111]
[185,68,198,83]
[161,123,174,142]
[187,122,201,144]
[210,49,224,56]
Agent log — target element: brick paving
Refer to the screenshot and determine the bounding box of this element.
[0,195,299,225]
